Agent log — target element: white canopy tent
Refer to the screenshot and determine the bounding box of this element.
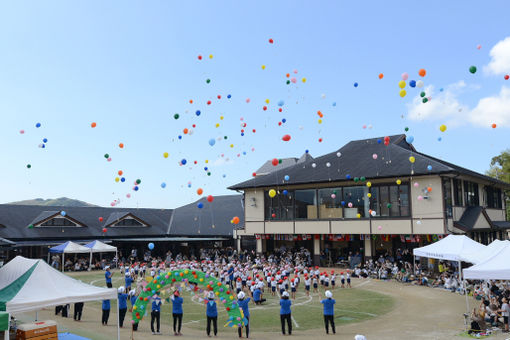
[0,256,119,340]
[48,241,92,272]
[84,240,117,269]
[462,239,510,265]
[412,235,487,263]
[463,242,510,280]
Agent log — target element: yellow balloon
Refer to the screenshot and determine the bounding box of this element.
[261,65,266,70]
[367,193,372,198]
[115,177,120,182]
[396,179,402,185]
[163,152,169,158]
[209,54,213,59]
[215,123,220,128]
[356,213,361,218]
[399,89,407,98]
[265,99,270,104]
[199,278,204,282]
[318,119,322,124]
[230,144,234,148]
[205,160,209,164]
[215,291,220,296]
[366,182,372,187]
[133,306,137,310]
[439,124,447,132]
[398,80,406,89]
[229,295,234,300]
[409,156,416,163]
[302,77,307,83]
[220,116,224,120]
[268,189,277,198]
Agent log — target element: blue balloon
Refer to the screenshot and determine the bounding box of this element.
[178,135,182,139]
[197,202,204,209]
[227,94,232,99]
[187,183,192,187]
[406,136,414,144]
[284,175,290,181]
[148,242,154,250]
[439,88,444,92]
[282,118,287,123]
[241,133,244,136]
[427,165,432,171]
[196,110,201,116]
[278,100,285,107]
[208,138,216,146]
[305,149,309,153]
[60,211,66,216]
[354,82,358,87]
[121,177,125,182]
[377,139,382,144]
[437,137,442,141]
[409,80,416,88]
[282,190,288,195]
[41,144,46,148]
[134,186,139,191]
[346,174,351,179]
[161,182,166,188]
[204,167,208,171]
[332,102,337,107]
[341,201,346,206]
[242,151,246,155]
[43,138,48,143]
[35,123,41,128]
[181,159,187,165]
[222,174,226,178]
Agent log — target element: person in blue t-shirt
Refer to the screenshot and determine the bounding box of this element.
[101,299,110,325]
[171,291,184,336]
[117,286,128,328]
[205,291,218,337]
[320,290,336,334]
[151,296,162,334]
[228,265,234,289]
[252,286,266,305]
[124,272,133,291]
[237,291,251,338]
[128,289,139,331]
[280,291,292,335]
[104,266,113,288]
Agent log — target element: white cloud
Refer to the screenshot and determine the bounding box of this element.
[469,86,510,127]
[484,36,510,75]
[407,82,510,128]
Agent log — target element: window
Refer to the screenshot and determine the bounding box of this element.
[370,184,410,217]
[486,186,502,209]
[318,188,343,219]
[464,181,479,206]
[453,179,463,206]
[343,186,369,218]
[112,218,144,226]
[294,190,317,219]
[442,179,453,217]
[265,190,294,220]
[40,217,77,227]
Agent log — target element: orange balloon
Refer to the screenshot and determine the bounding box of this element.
[189,99,193,104]
[378,73,384,79]
[118,170,123,176]
[197,188,203,195]
[418,68,426,77]
[286,73,290,78]
[232,216,240,224]
[492,123,497,129]
[183,128,189,134]
[119,143,124,148]
[91,122,97,128]
[427,187,432,192]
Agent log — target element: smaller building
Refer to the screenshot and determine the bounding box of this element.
[229,135,510,265]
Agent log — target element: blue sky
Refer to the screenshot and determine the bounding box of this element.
[1,1,509,208]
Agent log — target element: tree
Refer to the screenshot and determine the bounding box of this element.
[486,149,510,220]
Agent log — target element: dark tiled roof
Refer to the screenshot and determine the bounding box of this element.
[30,211,60,225]
[168,195,243,236]
[229,134,510,190]
[0,237,14,246]
[493,221,510,230]
[454,206,485,232]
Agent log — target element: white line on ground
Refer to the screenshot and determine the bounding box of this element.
[291,315,299,328]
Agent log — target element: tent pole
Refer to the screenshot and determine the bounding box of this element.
[47,252,50,264]
[115,251,118,269]
[4,319,9,340]
[413,256,415,275]
[62,253,64,272]
[89,251,92,271]
[117,296,120,340]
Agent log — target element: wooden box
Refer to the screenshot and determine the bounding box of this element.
[16,320,57,340]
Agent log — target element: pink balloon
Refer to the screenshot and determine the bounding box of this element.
[401,72,409,80]
[372,153,378,160]
[377,226,382,230]
[477,44,481,50]
[293,69,298,74]
[110,202,115,206]
[362,125,367,129]
[414,182,419,187]
[348,202,353,208]
[107,157,112,162]
[126,193,131,198]
[19,130,25,134]
[290,77,297,83]
[245,98,250,103]
[331,194,336,199]
[417,195,423,201]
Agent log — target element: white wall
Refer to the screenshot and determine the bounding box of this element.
[410,176,443,219]
[331,220,370,234]
[244,189,265,222]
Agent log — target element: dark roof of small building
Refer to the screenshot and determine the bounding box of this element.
[229,134,510,190]
[454,206,485,232]
[493,221,510,230]
[255,153,313,175]
[167,195,243,236]
[0,237,14,246]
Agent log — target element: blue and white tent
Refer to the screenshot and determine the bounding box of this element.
[84,240,117,268]
[48,241,91,272]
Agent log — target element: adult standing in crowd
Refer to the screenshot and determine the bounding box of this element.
[73,302,84,321]
[117,286,128,328]
[280,291,292,335]
[205,291,218,337]
[105,266,113,288]
[171,291,184,336]
[321,290,336,334]
[237,291,251,338]
[151,295,162,335]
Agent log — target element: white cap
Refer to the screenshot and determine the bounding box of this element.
[237,291,245,299]
[129,289,136,296]
[208,292,215,299]
[105,266,110,270]
[118,286,125,294]
[354,336,367,340]
[282,291,289,297]
[125,271,131,276]
[325,290,333,298]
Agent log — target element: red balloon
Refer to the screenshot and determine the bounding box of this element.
[505,75,509,80]
[318,138,323,143]
[207,195,214,202]
[217,95,221,99]
[269,38,274,44]
[198,55,202,60]
[207,100,211,105]
[99,217,103,222]
[252,172,257,177]
[102,228,107,233]
[272,158,279,166]
[282,134,291,141]
[263,106,267,111]
[279,108,282,112]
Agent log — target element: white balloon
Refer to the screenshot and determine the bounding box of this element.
[416,80,424,88]
[326,162,331,167]
[336,152,341,157]
[311,163,316,168]
[370,211,377,217]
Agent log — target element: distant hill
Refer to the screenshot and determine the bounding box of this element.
[8,197,98,207]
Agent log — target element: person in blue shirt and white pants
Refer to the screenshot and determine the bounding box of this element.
[151,295,162,335]
[321,290,336,334]
[205,291,218,337]
[280,291,292,335]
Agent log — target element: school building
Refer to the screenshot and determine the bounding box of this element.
[229,134,510,265]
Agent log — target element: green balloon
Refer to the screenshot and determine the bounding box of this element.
[360,176,366,181]
[469,66,477,74]
[422,98,428,103]
[207,172,211,176]
[206,79,211,84]
[354,177,359,182]
[28,224,34,229]
[387,203,392,208]
[136,179,141,184]
[26,164,31,169]
[404,127,409,132]
[224,136,228,140]
[104,154,109,159]
[420,92,426,98]
[286,80,290,85]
